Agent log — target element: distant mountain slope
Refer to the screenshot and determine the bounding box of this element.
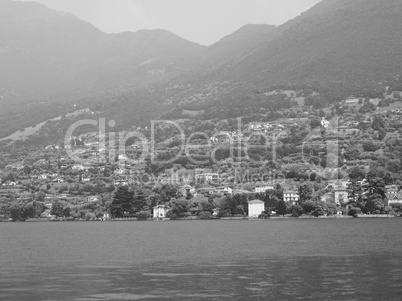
[156,0,402,116]
[0,0,205,100]
[223,0,402,95]
[2,0,402,141]
[208,24,277,57]
[0,0,102,98]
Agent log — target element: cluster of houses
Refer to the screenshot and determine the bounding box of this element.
[209,131,244,143]
[329,181,402,206]
[153,181,402,219]
[152,183,302,219]
[153,198,283,219]
[249,122,286,135]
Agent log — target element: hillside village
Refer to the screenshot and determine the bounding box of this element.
[1,87,402,221]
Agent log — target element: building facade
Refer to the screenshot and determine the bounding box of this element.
[386,185,402,205]
[153,205,169,219]
[334,186,349,205]
[255,184,274,193]
[283,190,299,204]
[248,200,265,218]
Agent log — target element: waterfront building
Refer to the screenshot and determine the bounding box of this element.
[248,200,265,218]
[153,205,169,219]
[283,190,299,204]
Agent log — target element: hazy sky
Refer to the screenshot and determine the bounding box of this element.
[19,0,322,45]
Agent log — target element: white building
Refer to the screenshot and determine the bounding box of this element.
[321,117,330,128]
[153,205,169,219]
[248,200,265,218]
[284,190,299,204]
[215,186,233,195]
[113,180,129,187]
[81,176,91,183]
[87,196,99,203]
[255,184,274,193]
[72,164,85,171]
[205,173,220,184]
[38,174,48,180]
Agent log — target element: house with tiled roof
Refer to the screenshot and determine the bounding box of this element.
[386,185,402,205]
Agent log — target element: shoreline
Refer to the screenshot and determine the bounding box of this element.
[1,214,398,223]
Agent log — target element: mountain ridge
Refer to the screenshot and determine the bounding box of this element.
[1,0,402,140]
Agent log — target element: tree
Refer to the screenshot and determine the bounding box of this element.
[299,184,312,203]
[372,115,385,132]
[324,203,337,216]
[364,193,385,214]
[21,203,35,220]
[9,204,21,221]
[51,201,65,217]
[24,165,32,176]
[233,194,248,215]
[264,194,279,211]
[302,201,316,214]
[199,199,214,214]
[309,116,321,129]
[199,211,212,220]
[310,172,317,182]
[63,207,71,218]
[136,211,150,220]
[348,166,366,181]
[387,160,401,174]
[110,186,134,218]
[222,195,238,216]
[288,204,304,217]
[363,140,378,152]
[132,190,147,214]
[35,191,46,202]
[30,201,46,217]
[347,180,363,205]
[169,199,190,218]
[276,200,287,216]
[366,167,386,200]
[348,207,362,217]
[312,206,325,217]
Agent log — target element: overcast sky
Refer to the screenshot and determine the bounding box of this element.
[19,0,322,45]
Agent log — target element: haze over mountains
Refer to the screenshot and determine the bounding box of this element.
[0,0,205,100]
[0,0,402,137]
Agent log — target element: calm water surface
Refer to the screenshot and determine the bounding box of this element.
[0,219,401,300]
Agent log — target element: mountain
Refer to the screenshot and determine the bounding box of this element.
[2,0,402,141]
[0,0,205,101]
[213,0,402,96]
[2,0,402,105]
[208,24,277,57]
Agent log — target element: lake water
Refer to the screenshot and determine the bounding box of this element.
[1,219,401,300]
